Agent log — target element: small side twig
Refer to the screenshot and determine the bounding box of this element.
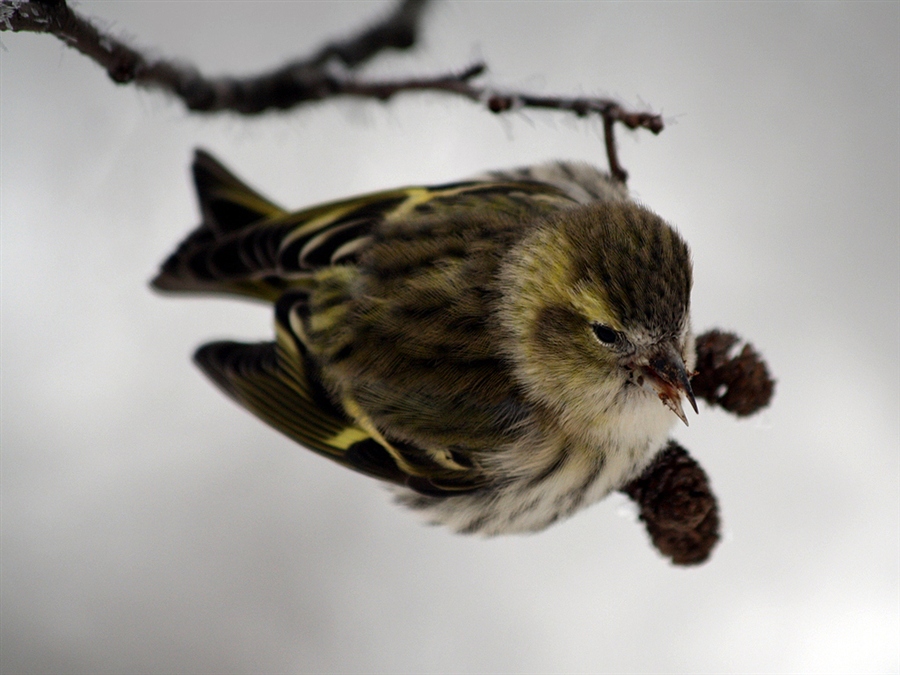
[308,0,428,69]
[479,74,663,183]
[1,0,663,182]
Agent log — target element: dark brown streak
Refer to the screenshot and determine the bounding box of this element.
[459,512,491,535]
[563,454,606,513]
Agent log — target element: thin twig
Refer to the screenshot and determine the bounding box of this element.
[1,0,663,182]
[337,62,663,182]
[308,0,429,68]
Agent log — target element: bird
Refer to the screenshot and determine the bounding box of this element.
[152,150,697,535]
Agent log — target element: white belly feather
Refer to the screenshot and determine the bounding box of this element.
[393,389,677,535]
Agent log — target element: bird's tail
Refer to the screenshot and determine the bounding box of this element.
[150,149,288,301]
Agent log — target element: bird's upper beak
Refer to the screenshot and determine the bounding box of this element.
[639,344,698,426]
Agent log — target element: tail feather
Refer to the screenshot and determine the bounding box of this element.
[151,150,286,298]
[152,152,586,301]
[192,149,284,236]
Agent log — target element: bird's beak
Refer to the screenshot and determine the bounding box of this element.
[640,344,698,426]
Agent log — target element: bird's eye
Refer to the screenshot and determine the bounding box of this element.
[591,323,619,345]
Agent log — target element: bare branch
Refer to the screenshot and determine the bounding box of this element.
[334,62,662,182]
[1,0,662,182]
[1,0,432,112]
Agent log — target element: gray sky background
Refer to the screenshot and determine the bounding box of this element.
[2,2,898,673]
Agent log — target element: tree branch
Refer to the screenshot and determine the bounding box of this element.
[1,0,431,111]
[1,0,662,182]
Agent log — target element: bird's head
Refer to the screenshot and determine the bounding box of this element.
[498,201,696,432]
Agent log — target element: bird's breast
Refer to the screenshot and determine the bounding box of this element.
[394,390,676,535]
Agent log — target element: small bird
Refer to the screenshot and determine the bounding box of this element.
[153,151,697,535]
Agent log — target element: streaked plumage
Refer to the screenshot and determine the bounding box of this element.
[153,151,696,534]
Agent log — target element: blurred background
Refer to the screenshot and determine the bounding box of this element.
[2,2,897,673]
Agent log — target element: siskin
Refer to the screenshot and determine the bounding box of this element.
[153,151,697,535]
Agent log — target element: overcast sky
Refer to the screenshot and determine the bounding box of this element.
[2,2,898,673]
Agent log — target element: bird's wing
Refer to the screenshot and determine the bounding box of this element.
[193,291,491,495]
[152,150,579,301]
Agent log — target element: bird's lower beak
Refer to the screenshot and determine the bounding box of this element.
[641,345,698,426]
